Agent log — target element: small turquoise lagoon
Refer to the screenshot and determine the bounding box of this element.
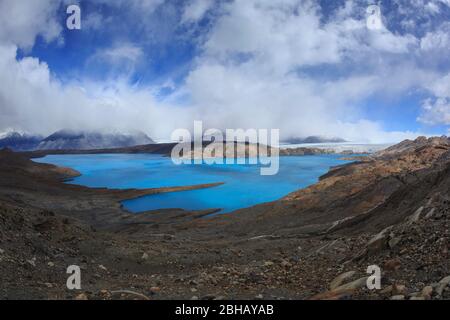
[34,154,354,214]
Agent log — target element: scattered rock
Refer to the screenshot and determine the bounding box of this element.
[1,137,449,301]
[264,261,274,267]
[409,292,421,298]
[312,277,369,300]
[367,227,392,253]
[188,279,199,286]
[388,237,402,249]
[392,284,407,296]
[110,290,150,300]
[424,208,435,219]
[329,271,356,290]
[406,207,424,225]
[280,260,292,268]
[26,257,36,267]
[335,277,369,291]
[384,258,401,271]
[75,293,88,300]
[310,288,354,300]
[380,285,393,294]
[99,290,110,298]
[436,275,450,296]
[421,286,433,299]
[149,286,160,293]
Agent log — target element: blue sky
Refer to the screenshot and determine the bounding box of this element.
[25,0,211,85]
[1,0,450,142]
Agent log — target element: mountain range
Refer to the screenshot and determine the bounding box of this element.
[282,136,346,144]
[0,130,154,151]
[0,131,43,151]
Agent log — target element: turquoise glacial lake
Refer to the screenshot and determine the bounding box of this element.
[34,154,354,213]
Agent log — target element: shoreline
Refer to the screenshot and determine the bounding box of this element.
[32,151,358,215]
[1,136,449,300]
[21,140,377,160]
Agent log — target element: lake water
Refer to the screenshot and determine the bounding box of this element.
[34,154,354,213]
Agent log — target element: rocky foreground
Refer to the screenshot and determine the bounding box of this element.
[0,136,449,300]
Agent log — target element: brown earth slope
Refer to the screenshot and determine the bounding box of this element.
[0,137,449,300]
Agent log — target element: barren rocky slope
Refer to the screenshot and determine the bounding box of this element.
[0,137,449,300]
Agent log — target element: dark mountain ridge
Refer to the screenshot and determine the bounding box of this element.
[0,129,154,151]
[0,132,43,151]
[37,129,154,150]
[282,136,347,144]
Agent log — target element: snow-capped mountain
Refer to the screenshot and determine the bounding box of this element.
[0,131,43,151]
[37,129,155,150]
